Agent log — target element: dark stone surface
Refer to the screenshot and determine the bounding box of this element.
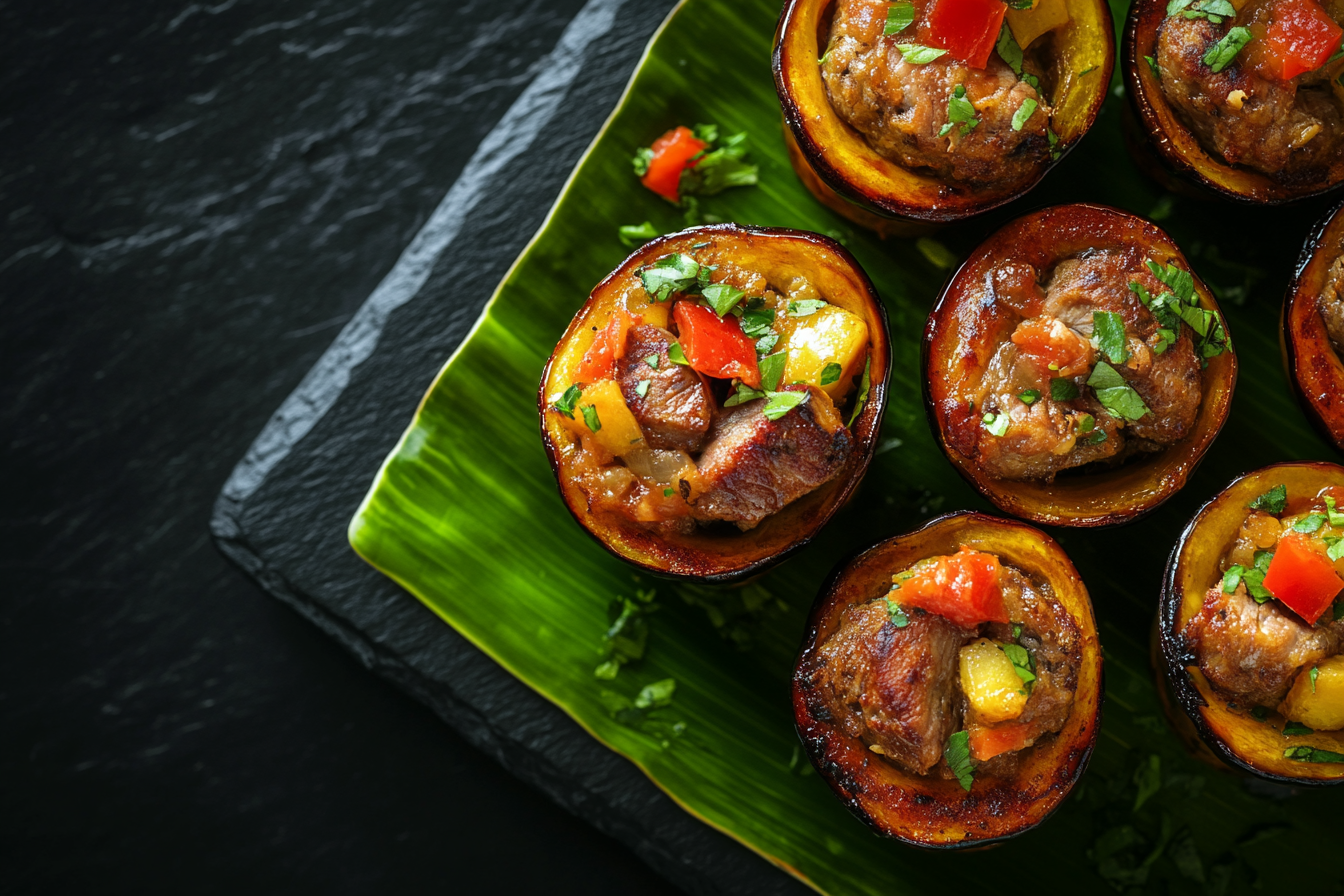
[1,0,799,891]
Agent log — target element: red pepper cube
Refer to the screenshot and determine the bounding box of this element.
[1261,533,1343,625]
[574,309,635,383]
[672,301,760,387]
[1264,0,1344,81]
[894,546,1009,629]
[922,0,1009,69]
[640,127,707,203]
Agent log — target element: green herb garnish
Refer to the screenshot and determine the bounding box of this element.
[1088,361,1151,421]
[635,379,651,398]
[1020,389,1041,405]
[1248,483,1287,514]
[1204,26,1253,73]
[848,357,872,427]
[644,353,660,370]
[1002,642,1037,689]
[1244,550,1274,602]
[679,130,759,197]
[887,596,910,628]
[1293,513,1327,534]
[1326,536,1344,562]
[640,254,702,302]
[619,221,660,246]
[788,298,828,317]
[1145,55,1162,80]
[1326,496,1344,526]
[580,404,601,433]
[1283,720,1314,736]
[740,307,775,338]
[668,342,690,365]
[1284,746,1344,763]
[1093,310,1130,364]
[939,84,980,137]
[820,362,843,386]
[1310,665,1320,693]
[762,390,808,421]
[983,412,1010,437]
[1011,98,1038,132]
[944,731,975,791]
[885,1,915,34]
[897,43,948,64]
[1222,565,1244,593]
[759,351,788,393]
[755,334,779,355]
[552,384,582,418]
[701,282,746,317]
[632,146,654,177]
[1051,377,1080,401]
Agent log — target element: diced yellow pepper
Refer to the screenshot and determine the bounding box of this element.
[559,379,646,458]
[777,303,869,403]
[1279,655,1344,731]
[959,639,1029,724]
[625,291,669,330]
[1007,0,1069,50]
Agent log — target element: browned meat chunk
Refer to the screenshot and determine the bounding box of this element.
[809,598,976,775]
[617,325,713,453]
[971,251,1203,481]
[682,385,852,529]
[993,568,1080,741]
[1184,583,1341,707]
[1156,14,1344,180]
[820,0,1049,187]
[1319,255,1344,354]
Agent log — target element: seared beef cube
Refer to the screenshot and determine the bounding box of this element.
[617,325,713,453]
[811,599,975,775]
[684,385,851,529]
[994,568,1080,741]
[1185,584,1341,708]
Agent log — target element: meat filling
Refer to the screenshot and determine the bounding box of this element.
[960,249,1209,482]
[1183,489,1344,723]
[806,551,1080,780]
[617,325,713,453]
[821,0,1051,188]
[1155,3,1344,181]
[1318,254,1344,353]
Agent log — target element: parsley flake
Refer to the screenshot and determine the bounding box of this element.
[848,357,872,426]
[668,342,690,365]
[619,222,660,246]
[1310,665,1320,693]
[1283,720,1314,736]
[788,298,828,317]
[1002,642,1036,689]
[939,84,980,137]
[1011,98,1038,132]
[887,596,910,628]
[1284,746,1344,763]
[897,43,948,64]
[640,254,702,302]
[944,731,975,791]
[1020,389,1041,405]
[1293,513,1327,534]
[1051,377,1080,401]
[755,334,780,355]
[820,362,843,386]
[983,412,1010,437]
[997,25,1025,77]
[740,307,775,338]
[885,1,915,35]
[1204,26,1253,73]
[1326,536,1344,562]
[1248,484,1287,514]
[1326,496,1344,527]
[762,390,808,421]
[635,379,651,398]
[702,282,746,317]
[1093,310,1130,364]
[644,353,660,370]
[1145,55,1162,80]
[1222,565,1244,593]
[553,384,582,419]
[580,404,601,433]
[1088,361,1151,421]
[759,351,788,393]
[679,130,759,197]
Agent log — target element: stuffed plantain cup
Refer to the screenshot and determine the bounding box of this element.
[1284,198,1344,450]
[924,203,1237,527]
[773,0,1113,234]
[1124,0,1344,203]
[793,512,1102,847]
[539,224,889,583]
[1159,462,1344,785]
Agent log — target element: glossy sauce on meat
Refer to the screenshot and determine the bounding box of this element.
[820,0,1050,188]
[807,555,1080,780]
[1156,0,1344,180]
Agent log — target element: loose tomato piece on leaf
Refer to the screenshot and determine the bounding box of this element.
[894,546,1008,629]
[922,0,1008,69]
[574,309,636,383]
[1264,0,1343,81]
[1010,316,1095,378]
[640,127,707,203]
[673,301,760,387]
[968,721,1033,762]
[1261,533,1343,624]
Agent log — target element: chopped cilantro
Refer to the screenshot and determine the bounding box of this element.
[1283,720,1314,736]
[667,342,690,365]
[1147,259,1195,303]
[848,357,872,427]
[939,84,980,138]
[663,487,675,497]
[1088,362,1151,421]
[1077,413,1096,434]
[762,389,808,421]
[1011,98,1038,132]
[818,47,833,66]
[1093,310,1130,364]
[679,130,758,197]
[887,596,909,628]
[1326,536,1344,562]
[702,282,745,317]
[1244,550,1274,602]
[1284,746,1344,763]
[759,351,788,392]
[632,146,654,177]
[884,1,915,34]
[1019,389,1041,405]
[723,384,765,408]
[1293,513,1327,534]
[788,298,828,317]
[635,379,651,398]
[897,43,948,64]
[552,384,582,418]
[1005,0,1033,7]
[619,222,660,246]
[1080,65,1097,76]
[1327,496,1344,526]
[1170,0,1237,22]
[1145,55,1162,80]
[1310,665,1320,693]
[944,731,975,791]
[1051,377,1080,401]
[983,412,1010,437]
[740,307,775,338]
[1002,642,1036,689]
[1204,26,1253,73]
[644,353,660,370]
[1047,127,1061,159]
[755,334,779,355]
[820,362,843,386]
[1248,483,1287,514]
[580,404,601,433]
[640,254,702,302]
[997,25,1025,77]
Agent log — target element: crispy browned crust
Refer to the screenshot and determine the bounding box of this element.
[1284,198,1344,452]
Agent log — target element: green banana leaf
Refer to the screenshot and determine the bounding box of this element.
[350,0,1340,892]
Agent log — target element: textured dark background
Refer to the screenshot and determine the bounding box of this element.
[0,0,693,891]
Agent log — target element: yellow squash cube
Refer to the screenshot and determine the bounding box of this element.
[777,303,868,403]
[1280,655,1344,731]
[1007,0,1069,50]
[959,639,1029,724]
[559,379,645,458]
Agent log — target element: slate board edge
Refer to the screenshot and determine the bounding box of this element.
[207,0,812,892]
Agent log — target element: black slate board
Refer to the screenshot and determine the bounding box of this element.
[210,1,809,893]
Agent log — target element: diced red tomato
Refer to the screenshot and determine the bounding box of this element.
[1010,316,1095,378]
[895,546,1008,629]
[1263,0,1343,81]
[1262,533,1344,624]
[922,0,1008,69]
[672,301,760,387]
[968,721,1032,762]
[574,309,635,382]
[640,127,707,203]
